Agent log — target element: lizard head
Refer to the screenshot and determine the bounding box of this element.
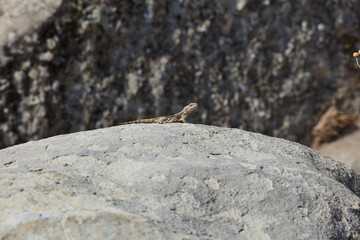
[182,103,198,115]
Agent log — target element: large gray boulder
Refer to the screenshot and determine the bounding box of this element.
[0,124,359,239]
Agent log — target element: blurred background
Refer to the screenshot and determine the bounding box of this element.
[0,0,359,170]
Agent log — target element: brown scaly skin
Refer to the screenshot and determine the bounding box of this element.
[120,103,198,125]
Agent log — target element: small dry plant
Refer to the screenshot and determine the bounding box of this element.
[353,50,360,68]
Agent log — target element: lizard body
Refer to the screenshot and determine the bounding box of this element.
[120,103,197,125]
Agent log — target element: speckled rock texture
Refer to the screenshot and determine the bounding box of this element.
[0,124,359,239]
[0,0,62,65]
[1,0,360,149]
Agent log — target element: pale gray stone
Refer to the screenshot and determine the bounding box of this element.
[0,124,359,239]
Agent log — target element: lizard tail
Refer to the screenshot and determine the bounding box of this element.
[119,118,158,125]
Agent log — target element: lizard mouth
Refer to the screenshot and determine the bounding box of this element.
[184,103,198,114]
[188,103,198,108]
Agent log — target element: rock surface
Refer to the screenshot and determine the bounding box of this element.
[0,0,62,65]
[318,121,360,173]
[1,0,360,149]
[0,124,359,239]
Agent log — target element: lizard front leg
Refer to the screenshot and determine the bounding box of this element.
[154,117,167,124]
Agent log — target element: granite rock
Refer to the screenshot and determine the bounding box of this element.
[0,124,359,239]
[0,0,360,154]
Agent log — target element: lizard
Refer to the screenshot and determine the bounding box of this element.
[120,103,198,124]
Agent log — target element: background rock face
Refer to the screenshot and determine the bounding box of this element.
[0,124,359,239]
[1,0,360,148]
[0,0,62,65]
